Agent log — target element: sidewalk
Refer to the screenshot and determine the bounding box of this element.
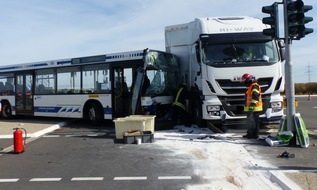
[0,117,69,153]
[1,119,68,138]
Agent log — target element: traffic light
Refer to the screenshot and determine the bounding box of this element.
[262,2,279,38]
[287,0,314,40]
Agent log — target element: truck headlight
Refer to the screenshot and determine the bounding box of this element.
[206,105,221,116]
[207,105,220,111]
[271,102,282,112]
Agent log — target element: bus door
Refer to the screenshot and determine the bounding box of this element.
[112,67,133,118]
[15,72,34,115]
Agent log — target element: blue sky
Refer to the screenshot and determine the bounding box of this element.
[1,0,316,83]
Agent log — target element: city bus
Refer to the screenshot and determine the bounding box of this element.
[0,49,180,125]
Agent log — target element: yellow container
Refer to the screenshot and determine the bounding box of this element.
[113,119,146,139]
[127,115,156,132]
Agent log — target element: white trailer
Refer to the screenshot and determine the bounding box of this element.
[165,16,285,132]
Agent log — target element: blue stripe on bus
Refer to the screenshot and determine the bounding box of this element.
[59,107,67,112]
[0,66,23,71]
[34,106,112,114]
[105,52,144,60]
[57,60,72,65]
[104,107,112,114]
[25,63,49,68]
[34,106,62,113]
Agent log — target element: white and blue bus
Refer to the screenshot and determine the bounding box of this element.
[0,49,180,125]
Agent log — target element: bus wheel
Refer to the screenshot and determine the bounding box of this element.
[87,102,103,125]
[1,102,12,119]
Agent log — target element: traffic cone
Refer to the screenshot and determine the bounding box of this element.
[308,94,311,101]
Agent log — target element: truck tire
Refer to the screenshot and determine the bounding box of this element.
[192,99,205,128]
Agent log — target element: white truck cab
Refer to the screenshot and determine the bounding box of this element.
[165,16,284,131]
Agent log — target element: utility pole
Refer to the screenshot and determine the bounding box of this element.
[262,0,314,146]
[283,0,296,145]
[306,62,312,82]
[283,0,314,146]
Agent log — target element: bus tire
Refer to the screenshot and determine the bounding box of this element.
[87,102,103,126]
[1,101,12,119]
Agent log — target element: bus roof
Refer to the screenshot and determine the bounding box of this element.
[0,49,146,73]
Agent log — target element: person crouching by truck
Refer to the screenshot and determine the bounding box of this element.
[172,83,191,126]
[241,73,263,139]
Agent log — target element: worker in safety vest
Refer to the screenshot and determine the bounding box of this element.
[241,73,263,139]
[172,83,190,126]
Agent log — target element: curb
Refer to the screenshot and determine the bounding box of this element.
[0,120,69,155]
[269,170,302,190]
[30,121,68,138]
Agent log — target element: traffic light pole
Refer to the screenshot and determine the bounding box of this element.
[283,0,297,146]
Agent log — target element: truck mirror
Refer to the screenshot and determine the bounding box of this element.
[195,43,201,63]
[278,40,285,62]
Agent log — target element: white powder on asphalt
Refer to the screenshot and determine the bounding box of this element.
[154,125,282,190]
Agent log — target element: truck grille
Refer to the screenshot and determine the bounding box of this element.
[216,77,273,95]
[218,95,270,117]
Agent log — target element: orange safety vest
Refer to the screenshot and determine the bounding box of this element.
[244,82,263,112]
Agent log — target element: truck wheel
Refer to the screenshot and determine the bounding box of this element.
[87,102,103,126]
[1,102,12,119]
[193,100,205,127]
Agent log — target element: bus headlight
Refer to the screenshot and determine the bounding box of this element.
[206,105,221,116]
[271,102,282,113]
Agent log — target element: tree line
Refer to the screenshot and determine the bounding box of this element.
[294,83,317,95]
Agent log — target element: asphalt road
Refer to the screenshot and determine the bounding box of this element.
[0,120,199,190]
[244,96,317,189]
[294,96,317,130]
[0,95,315,189]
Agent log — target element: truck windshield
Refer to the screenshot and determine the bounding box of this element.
[203,41,279,66]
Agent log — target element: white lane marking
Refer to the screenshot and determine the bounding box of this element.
[71,177,104,181]
[65,135,80,137]
[158,176,192,180]
[43,135,60,138]
[30,178,62,182]
[87,134,99,137]
[113,177,147,181]
[0,179,19,183]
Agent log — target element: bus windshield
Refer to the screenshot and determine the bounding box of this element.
[203,41,279,66]
[144,51,179,96]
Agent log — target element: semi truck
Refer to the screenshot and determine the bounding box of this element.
[165,16,285,132]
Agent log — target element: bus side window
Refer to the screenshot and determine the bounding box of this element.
[0,82,4,94]
[5,81,14,94]
[37,84,45,94]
